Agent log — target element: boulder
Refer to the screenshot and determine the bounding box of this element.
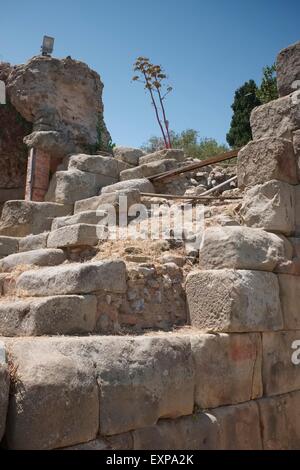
[198,226,292,271]
[237,138,297,188]
[191,333,262,409]
[186,269,283,332]
[47,224,105,248]
[240,180,295,235]
[18,232,49,252]
[0,343,9,442]
[262,331,300,396]
[0,295,97,336]
[101,178,155,195]
[45,170,117,205]
[68,154,119,179]
[0,201,72,237]
[276,41,300,97]
[51,210,107,231]
[113,147,144,166]
[74,189,141,214]
[250,91,300,140]
[139,149,185,165]
[0,248,66,272]
[0,236,20,257]
[16,260,127,296]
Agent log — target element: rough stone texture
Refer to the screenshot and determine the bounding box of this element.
[262,331,300,396]
[0,236,20,257]
[4,338,99,449]
[191,333,262,409]
[16,260,127,296]
[74,189,141,214]
[278,274,300,329]
[18,232,49,252]
[199,226,292,272]
[294,185,300,235]
[276,41,300,97]
[0,200,71,237]
[0,248,66,272]
[258,391,300,449]
[6,55,111,157]
[139,149,185,165]
[45,170,116,205]
[186,269,283,332]
[133,412,219,450]
[113,147,144,166]
[209,401,262,450]
[293,129,300,180]
[120,159,177,181]
[0,295,97,336]
[250,91,300,141]
[0,345,9,442]
[240,180,295,235]
[51,210,107,231]
[68,154,119,178]
[237,138,297,188]
[101,178,155,195]
[47,224,104,248]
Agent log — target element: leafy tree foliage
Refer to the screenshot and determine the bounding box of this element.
[256,64,278,104]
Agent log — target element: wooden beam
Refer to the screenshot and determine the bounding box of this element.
[148,148,241,182]
[140,192,242,201]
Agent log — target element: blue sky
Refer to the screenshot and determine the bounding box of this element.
[1,0,300,147]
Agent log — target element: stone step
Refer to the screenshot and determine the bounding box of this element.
[47,223,107,248]
[51,210,107,231]
[0,248,66,273]
[0,295,97,336]
[74,189,141,214]
[0,237,20,258]
[18,232,49,252]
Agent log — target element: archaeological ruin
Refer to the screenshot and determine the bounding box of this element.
[0,39,300,450]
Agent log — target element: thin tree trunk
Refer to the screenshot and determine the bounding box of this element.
[157,87,172,148]
[143,72,168,148]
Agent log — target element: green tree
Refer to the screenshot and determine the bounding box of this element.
[226,80,261,148]
[256,64,278,104]
[142,129,228,160]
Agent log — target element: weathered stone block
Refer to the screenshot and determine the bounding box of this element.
[278,274,300,329]
[0,248,66,272]
[51,210,107,231]
[258,391,300,449]
[262,331,300,396]
[101,178,155,195]
[276,41,300,97]
[46,169,117,205]
[237,138,297,188]
[0,201,72,237]
[209,401,262,450]
[0,236,20,257]
[139,149,185,165]
[120,159,177,181]
[250,91,300,140]
[0,295,97,336]
[18,232,49,252]
[47,224,104,248]
[0,343,9,442]
[199,226,292,272]
[191,333,262,409]
[74,189,141,214]
[113,147,144,166]
[16,260,127,296]
[240,180,295,235]
[186,269,283,332]
[68,154,119,178]
[294,185,300,235]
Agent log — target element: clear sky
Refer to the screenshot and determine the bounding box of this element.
[1,0,299,147]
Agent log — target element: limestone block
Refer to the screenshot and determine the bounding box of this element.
[262,331,300,396]
[237,138,297,188]
[293,129,300,180]
[250,91,300,140]
[186,269,283,332]
[0,236,20,257]
[258,391,300,449]
[278,274,300,329]
[0,201,72,237]
[113,147,144,166]
[120,159,177,181]
[0,295,97,336]
[133,413,219,450]
[46,169,117,205]
[47,224,104,248]
[0,248,66,272]
[0,343,9,442]
[68,154,119,178]
[51,210,107,231]
[209,401,262,450]
[4,338,99,449]
[74,189,141,214]
[101,178,155,195]
[191,333,262,409]
[199,226,292,272]
[18,232,49,252]
[276,41,300,97]
[139,149,185,165]
[16,260,127,296]
[294,185,300,235]
[240,180,295,235]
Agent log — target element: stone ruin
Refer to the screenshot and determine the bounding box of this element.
[0,40,299,450]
